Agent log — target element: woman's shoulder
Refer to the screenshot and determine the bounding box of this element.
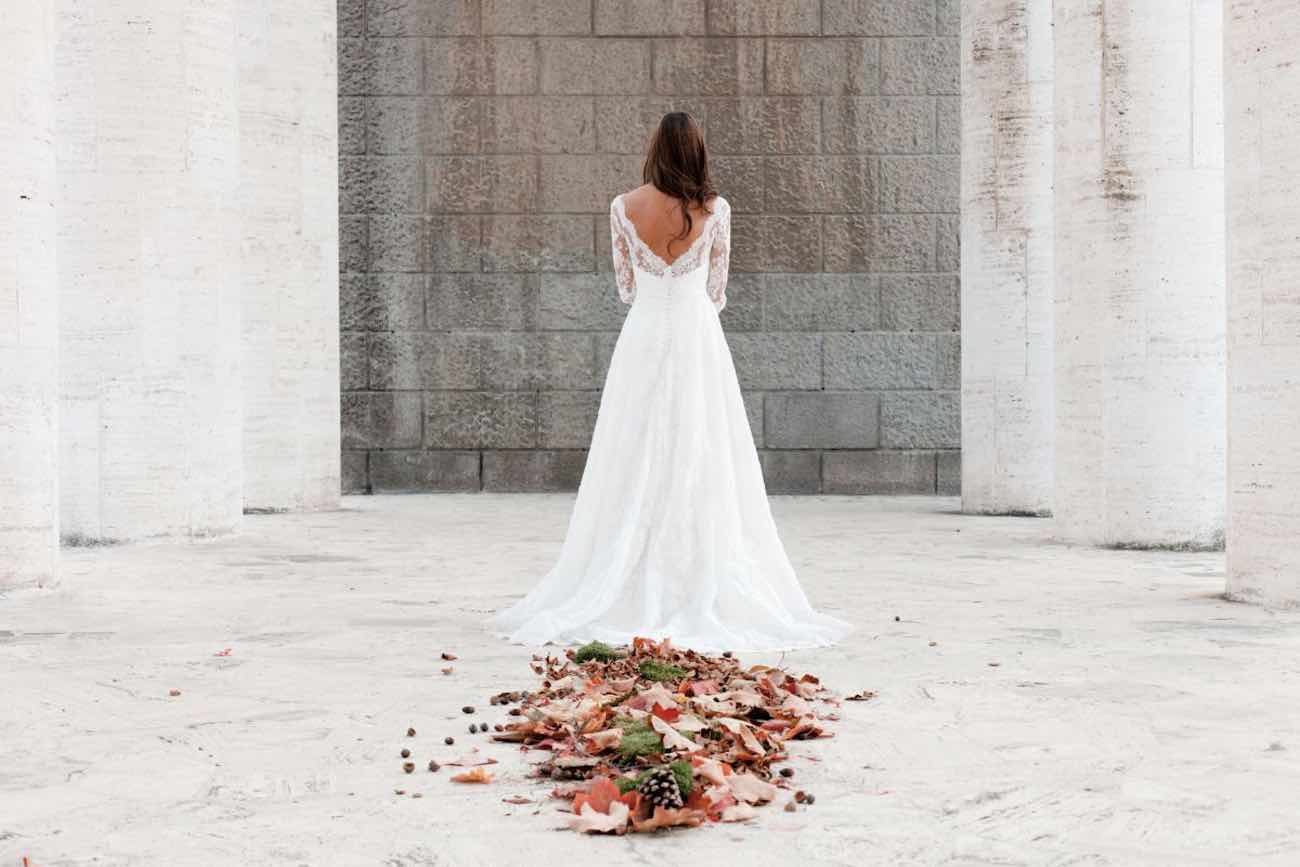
[707,194,730,217]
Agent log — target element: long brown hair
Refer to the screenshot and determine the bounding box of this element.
[642,112,717,257]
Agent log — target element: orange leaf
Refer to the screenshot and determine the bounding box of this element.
[630,806,707,832]
[572,776,622,815]
[650,702,681,724]
[450,767,494,784]
[567,800,630,834]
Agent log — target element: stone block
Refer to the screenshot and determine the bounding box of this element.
[759,450,822,493]
[726,334,821,389]
[705,98,820,154]
[426,273,536,329]
[481,332,598,390]
[937,0,959,36]
[765,391,880,448]
[482,215,595,272]
[711,157,765,213]
[340,332,369,389]
[340,216,368,271]
[539,274,630,329]
[881,391,960,448]
[937,450,960,495]
[369,332,481,389]
[424,392,539,448]
[822,214,935,272]
[341,450,368,494]
[730,215,822,272]
[368,0,480,35]
[540,155,642,212]
[718,273,763,331]
[936,213,959,272]
[482,450,588,491]
[427,38,539,95]
[938,333,960,387]
[822,97,935,154]
[340,392,422,449]
[367,97,480,154]
[765,156,876,212]
[596,0,706,35]
[368,215,424,271]
[340,156,423,213]
[880,274,959,331]
[937,96,959,154]
[483,97,596,153]
[593,332,620,382]
[344,37,423,95]
[338,97,367,154]
[823,333,941,388]
[541,39,651,94]
[539,391,601,447]
[427,155,539,212]
[369,450,481,492]
[763,273,879,331]
[708,0,820,35]
[428,215,483,272]
[595,97,708,153]
[823,0,935,35]
[881,38,959,95]
[653,38,764,96]
[880,155,960,212]
[484,0,592,34]
[822,450,936,494]
[340,273,425,331]
[339,0,365,37]
[766,39,878,95]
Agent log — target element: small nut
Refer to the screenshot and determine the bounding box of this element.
[400,748,410,759]
[402,762,415,774]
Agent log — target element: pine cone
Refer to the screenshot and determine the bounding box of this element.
[637,766,684,809]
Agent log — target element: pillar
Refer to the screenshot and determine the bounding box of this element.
[238,1,341,512]
[1053,0,1226,548]
[960,0,1055,516]
[1225,0,1300,605]
[0,5,58,586]
[56,1,243,541]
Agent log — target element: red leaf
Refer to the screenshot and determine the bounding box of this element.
[650,702,681,724]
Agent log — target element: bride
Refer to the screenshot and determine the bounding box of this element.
[492,112,851,652]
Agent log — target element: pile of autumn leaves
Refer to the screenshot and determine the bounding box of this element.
[491,637,838,835]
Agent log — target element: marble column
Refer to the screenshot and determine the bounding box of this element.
[238,1,341,512]
[960,0,1055,516]
[1053,0,1226,548]
[1225,0,1300,605]
[56,1,243,541]
[0,5,59,586]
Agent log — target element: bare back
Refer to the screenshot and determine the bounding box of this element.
[619,184,717,267]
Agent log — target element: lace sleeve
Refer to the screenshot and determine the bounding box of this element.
[706,197,731,312]
[610,200,635,304]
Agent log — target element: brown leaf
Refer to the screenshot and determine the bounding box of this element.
[630,806,707,832]
[450,767,494,784]
[846,691,876,702]
[440,652,458,661]
[502,795,532,805]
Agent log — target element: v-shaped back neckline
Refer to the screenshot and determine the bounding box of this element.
[615,195,717,273]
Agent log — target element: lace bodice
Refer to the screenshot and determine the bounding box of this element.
[609,194,731,312]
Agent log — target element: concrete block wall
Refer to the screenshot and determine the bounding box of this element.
[339,0,961,495]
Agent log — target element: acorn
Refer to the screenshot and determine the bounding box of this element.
[509,708,522,716]
[402,762,415,774]
[428,760,440,772]
[444,736,455,745]
[462,705,475,715]
[779,767,794,778]
[400,748,410,759]
[794,790,807,803]
[406,727,416,737]
[468,723,477,734]
[494,724,504,732]
[805,793,816,805]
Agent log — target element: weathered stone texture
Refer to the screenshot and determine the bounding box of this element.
[339,1,960,493]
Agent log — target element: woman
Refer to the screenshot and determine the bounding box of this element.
[492,113,851,652]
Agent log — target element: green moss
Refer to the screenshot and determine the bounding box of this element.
[613,716,663,760]
[574,640,621,663]
[615,761,694,797]
[638,660,687,683]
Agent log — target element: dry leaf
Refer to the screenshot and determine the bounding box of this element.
[727,772,778,804]
[502,795,532,805]
[446,748,497,767]
[845,691,876,702]
[567,800,629,834]
[450,767,494,784]
[650,714,701,753]
[441,666,454,675]
[631,806,707,832]
[720,802,759,822]
[441,652,458,661]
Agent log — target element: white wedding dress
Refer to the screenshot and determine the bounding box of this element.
[491,194,852,652]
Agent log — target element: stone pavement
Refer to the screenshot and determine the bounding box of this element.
[2,495,1296,865]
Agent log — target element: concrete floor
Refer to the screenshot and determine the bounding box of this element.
[2,495,1297,866]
